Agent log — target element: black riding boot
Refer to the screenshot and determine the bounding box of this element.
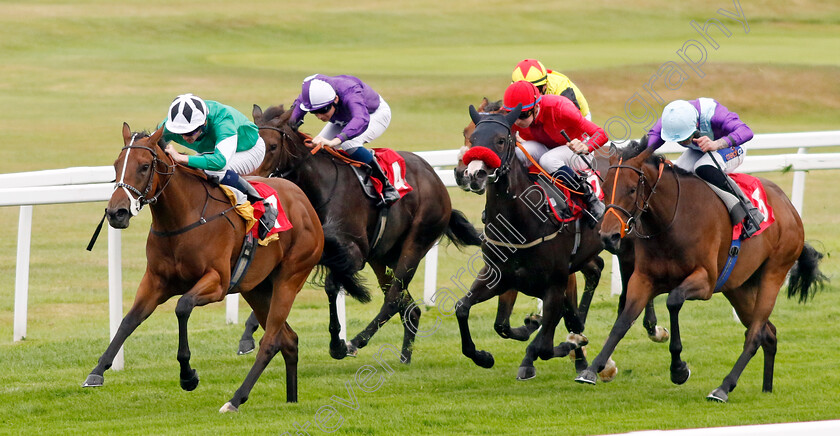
[369,160,401,207]
[578,174,605,228]
[226,174,278,240]
[696,165,764,238]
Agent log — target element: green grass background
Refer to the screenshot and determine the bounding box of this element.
[1,1,839,434]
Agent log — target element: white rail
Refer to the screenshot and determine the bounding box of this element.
[2,131,839,363]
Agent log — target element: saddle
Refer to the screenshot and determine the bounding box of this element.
[319,146,414,203]
[527,168,602,223]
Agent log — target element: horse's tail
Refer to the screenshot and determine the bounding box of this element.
[787,242,828,303]
[316,220,371,303]
[444,209,483,248]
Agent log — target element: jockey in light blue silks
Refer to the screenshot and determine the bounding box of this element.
[646,98,765,238]
[162,93,278,239]
[289,74,400,206]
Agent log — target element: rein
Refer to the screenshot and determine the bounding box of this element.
[116,141,235,237]
[605,157,680,239]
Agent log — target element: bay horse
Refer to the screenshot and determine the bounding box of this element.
[455,99,668,345]
[251,104,483,363]
[576,139,826,402]
[458,105,608,380]
[83,123,346,413]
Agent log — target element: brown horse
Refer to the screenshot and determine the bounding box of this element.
[455,99,668,345]
[251,104,482,363]
[82,124,335,412]
[576,139,826,402]
[457,105,608,380]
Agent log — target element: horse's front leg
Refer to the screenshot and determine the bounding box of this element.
[237,311,260,355]
[576,273,653,385]
[83,274,166,387]
[175,270,226,391]
[517,286,566,380]
[666,269,712,386]
[456,273,504,369]
[494,290,535,341]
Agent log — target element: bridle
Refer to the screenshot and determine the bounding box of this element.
[114,134,175,216]
[604,156,680,239]
[114,135,236,237]
[257,124,337,211]
[472,117,516,185]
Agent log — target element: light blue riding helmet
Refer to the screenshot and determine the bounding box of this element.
[661,100,699,142]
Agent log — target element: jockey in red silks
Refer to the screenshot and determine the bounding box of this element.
[502,80,608,226]
[289,74,400,206]
[647,98,765,237]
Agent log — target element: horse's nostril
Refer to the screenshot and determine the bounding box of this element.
[477,169,487,178]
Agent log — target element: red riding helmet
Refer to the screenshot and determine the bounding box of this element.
[503,80,542,112]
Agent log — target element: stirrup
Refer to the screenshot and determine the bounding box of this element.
[258,203,278,239]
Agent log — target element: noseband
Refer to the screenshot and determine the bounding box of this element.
[115,135,175,216]
[605,157,679,239]
[472,118,516,183]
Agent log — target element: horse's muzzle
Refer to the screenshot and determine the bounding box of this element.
[601,232,621,254]
[106,207,131,229]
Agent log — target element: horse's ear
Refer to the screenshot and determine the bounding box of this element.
[469,105,481,125]
[503,104,521,126]
[478,97,489,112]
[150,126,164,148]
[608,142,620,165]
[252,104,263,123]
[122,122,132,145]
[639,133,649,148]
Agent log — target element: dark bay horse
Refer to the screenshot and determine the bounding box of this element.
[455,99,668,345]
[83,124,337,412]
[458,105,609,380]
[576,139,826,402]
[251,104,482,363]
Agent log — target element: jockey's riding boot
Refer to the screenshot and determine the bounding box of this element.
[734,188,765,238]
[369,160,401,207]
[225,172,278,240]
[579,175,605,228]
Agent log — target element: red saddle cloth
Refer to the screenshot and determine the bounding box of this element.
[369,148,413,198]
[248,181,293,240]
[529,167,603,223]
[729,173,774,239]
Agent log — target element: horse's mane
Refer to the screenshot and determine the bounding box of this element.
[261,104,290,125]
[481,99,503,113]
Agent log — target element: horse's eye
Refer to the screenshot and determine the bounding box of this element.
[269,144,278,152]
[497,138,506,146]
[628,187,636,195]
[139,163,150,172]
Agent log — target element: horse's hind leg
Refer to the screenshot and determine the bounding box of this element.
[325,274,349,360]
[348,258,422,363]
[494,290,538,341]
[223,271,306,412]
[83,276,165,387]
[237,311,260,355]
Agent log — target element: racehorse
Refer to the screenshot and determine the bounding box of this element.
[576,138,826,402]
[83,123,346,412]
[455,99,668,345]
[251,104,483,363]
[457,105,607,380]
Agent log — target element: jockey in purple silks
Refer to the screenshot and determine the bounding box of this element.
[647,98,765,238]
[289,74,400,206]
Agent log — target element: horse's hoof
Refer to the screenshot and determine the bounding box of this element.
[598,357,618,383]
[575,368,597,385]
[473,350,495,369]
[670,363,690,385]
[237,339,255,355]
[706,388,728,403]
[329,341,348,360]
[566,333,589,348]
[180,369,200,391]
[345,341,359,358]
[400,352,412,365]
[648,326,670,343]
[82,374,104,388]
[516,366,536,381]
[219,402,239,413]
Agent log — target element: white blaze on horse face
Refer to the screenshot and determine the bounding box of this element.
[115,134,143,216]
[465,159,488,178]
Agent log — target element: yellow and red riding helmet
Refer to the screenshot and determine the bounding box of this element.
[511,59,549,87]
